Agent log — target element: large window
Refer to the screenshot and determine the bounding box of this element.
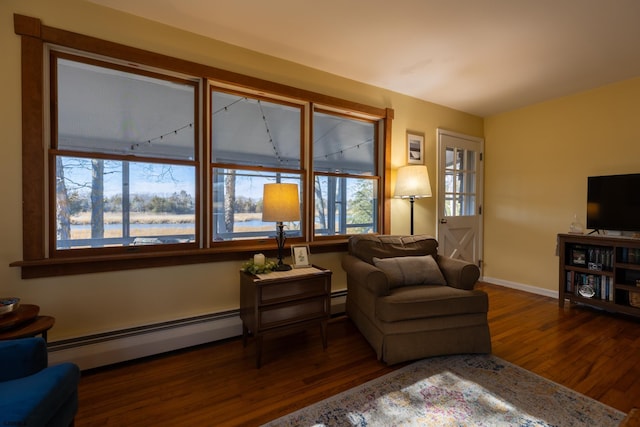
[313,111,378,236]
[52,54,198,253]
[14,14,392,277]
[52,57,381,254]
[211,90,303,242]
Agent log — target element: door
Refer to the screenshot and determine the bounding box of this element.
[436,129,484,268]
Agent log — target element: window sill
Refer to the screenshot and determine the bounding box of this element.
[10,240,348,279]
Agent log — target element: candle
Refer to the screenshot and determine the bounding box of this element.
[253,253,265,266]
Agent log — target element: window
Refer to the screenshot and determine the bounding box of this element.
[52,54,198,253]
[210,90,303,242]
[443,147,477,216]
[13,15,392,277]
[210,91,382,242]
[313,111,378,236]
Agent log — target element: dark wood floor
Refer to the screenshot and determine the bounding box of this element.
[75,283,640,426]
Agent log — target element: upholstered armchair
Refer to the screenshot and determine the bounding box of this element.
[0,337,80,427]
[342,234,491,365]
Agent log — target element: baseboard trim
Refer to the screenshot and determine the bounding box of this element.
[482,276,558,299]
[48,291,348,370]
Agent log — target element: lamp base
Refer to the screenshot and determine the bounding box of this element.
[273,221,291,271]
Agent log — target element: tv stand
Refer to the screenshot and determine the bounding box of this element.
[558,233,640,317]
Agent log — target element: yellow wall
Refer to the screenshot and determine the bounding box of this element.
[484,77,640,291]
[0,0,483,341]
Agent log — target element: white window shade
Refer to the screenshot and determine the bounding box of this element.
[313,112,375,175]
[211,91,301,169]
[57,59,196,160]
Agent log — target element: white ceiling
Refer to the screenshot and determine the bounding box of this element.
[87,0,640,117]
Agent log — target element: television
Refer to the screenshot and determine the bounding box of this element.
[587,173,640,232]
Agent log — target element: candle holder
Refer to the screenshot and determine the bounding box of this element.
[241,258,278,275]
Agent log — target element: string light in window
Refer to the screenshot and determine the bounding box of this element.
[258,99,289,165]
[316,138,373,161]
[130,123,193,151]
[130,97,249,151]
[212,96,247,115]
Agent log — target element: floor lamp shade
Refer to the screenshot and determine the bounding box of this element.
[394,165,432,199]
[394,165,432,235]
[262,183,300,270]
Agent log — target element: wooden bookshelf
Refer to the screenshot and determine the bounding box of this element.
[558,233,640,317]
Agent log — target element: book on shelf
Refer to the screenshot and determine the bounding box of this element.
[620,247,640,264]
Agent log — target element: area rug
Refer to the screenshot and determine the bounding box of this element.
[263,354,625,426]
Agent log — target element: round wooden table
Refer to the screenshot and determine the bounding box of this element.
[0,304,55,342]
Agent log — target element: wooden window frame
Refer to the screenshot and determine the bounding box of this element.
[310,107,381,239]
[11,14,393,279]
[209,86,306,245]
[50,51,201,257]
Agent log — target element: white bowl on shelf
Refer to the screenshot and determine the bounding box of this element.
[0,297,20,316]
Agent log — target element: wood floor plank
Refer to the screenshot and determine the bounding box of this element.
[75,283,640,426]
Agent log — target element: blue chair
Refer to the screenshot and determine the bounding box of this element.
[0,337,80,427]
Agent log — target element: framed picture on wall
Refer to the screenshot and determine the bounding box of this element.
[291,245,311,268]
[407,132,424,164]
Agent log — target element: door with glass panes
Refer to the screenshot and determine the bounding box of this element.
[437,129,484,267]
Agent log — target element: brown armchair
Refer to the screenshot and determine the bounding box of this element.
[342,234,491,365]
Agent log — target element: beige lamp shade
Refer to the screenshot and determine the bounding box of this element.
[262,183,300,222]
[394,165,432,198]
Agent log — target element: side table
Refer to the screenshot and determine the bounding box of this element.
[0,304,55,342]
[240,265,332,368]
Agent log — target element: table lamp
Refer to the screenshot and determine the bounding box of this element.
[262,183,300,270]
[394,165,432,235]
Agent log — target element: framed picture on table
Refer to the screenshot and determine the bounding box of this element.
[407,132,424,164]
[291,245,311,268]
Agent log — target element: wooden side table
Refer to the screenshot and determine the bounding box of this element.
[0,304,55,342]
[240,265,332,368]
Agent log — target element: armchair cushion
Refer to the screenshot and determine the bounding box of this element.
[376,285,489,322]
[373,255,446,288]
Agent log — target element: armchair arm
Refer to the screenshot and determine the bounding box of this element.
[0,337,48,382]
[437,256,480,290]
[342,254,390,296]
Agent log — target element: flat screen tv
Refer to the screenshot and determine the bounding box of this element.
[587,173,640,232]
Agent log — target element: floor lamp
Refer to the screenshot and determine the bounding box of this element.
[394,165,432,235]
[262,183,300,271]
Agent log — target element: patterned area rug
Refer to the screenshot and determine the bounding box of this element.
[263,354,625,426]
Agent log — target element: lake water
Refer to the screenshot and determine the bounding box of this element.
[72,223,196,230]
[71,219,272,231]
